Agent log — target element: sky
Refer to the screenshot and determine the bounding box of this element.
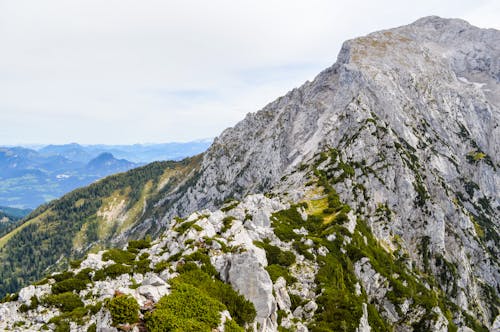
[0,0,499,145]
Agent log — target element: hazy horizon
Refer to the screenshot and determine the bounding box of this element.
[1,138,214,148]
[1,1,499,145]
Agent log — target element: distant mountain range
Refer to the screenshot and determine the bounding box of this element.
[0,140,211,208]
[34,140,213,163]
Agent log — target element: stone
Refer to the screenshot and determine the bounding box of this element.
[274,277,291,311]
[226,251,277,329]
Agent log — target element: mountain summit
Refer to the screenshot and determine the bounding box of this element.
[0,16,498,331]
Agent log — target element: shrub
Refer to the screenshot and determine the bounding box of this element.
[292,241,315,260]
[43,292,84,312]
[145,283,224,330]
[145,310,210,332]
[174,268,256,325]
[54,320,70,332]
[102,249,136,265]
[224,319,245,332]
[133,259,152,274]
[52,271,74,282]
[93,264,131,281]
[175,220,196,234]
[69,259,83,269]
[127,238,151,253]
[265,265,296,285]
[183,250,218,277]
[52,278,88,294]
[254,241,295,267]
[74,268,93,282]
[106,295,140,326]
[153,260,170,273]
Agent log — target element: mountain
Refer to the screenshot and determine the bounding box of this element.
[37,140,213,164]
[0,206,32,220]
[0,16,499,331]
[0,147,139,209]
[0,141,211,209]
[38,143,94,163]
[85,153,137,176]
[0,207,31,238]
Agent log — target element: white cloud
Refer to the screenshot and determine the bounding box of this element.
[0,0,497,144]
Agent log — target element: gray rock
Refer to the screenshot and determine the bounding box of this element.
[226,251,277,330]
[274,277,291,311]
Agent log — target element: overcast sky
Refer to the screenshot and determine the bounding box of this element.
[0,0,499,145]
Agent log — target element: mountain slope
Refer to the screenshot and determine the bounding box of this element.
[0,16,498,331]
[144,15,499,324]
[0,156,202,297]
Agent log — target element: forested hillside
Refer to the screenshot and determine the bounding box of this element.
[0,155,201,297]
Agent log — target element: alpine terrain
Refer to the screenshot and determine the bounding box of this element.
[0,16,498,332]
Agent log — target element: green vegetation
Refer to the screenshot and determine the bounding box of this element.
[93,264,131,281]
[220,201,239,212]
[254,240,296,267]
[254,240,297,284]
[173,267,256,325]
[127,238,151,253]
[0,156,201,297]
[43,292,84,312]
[269,149,465,331]
[106,295,140,326]
[52,278,88,294]
[265,264,296,284]
[224,319,245,332]
[145,283,224,331]
[102,248,136,265]
[221,216,236,233]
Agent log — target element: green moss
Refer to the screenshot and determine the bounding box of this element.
[106,295,140,326]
